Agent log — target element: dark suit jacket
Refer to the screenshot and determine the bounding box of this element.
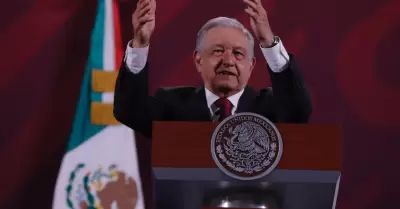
[113,54,312,138]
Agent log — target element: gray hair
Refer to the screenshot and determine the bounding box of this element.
[196,17,255,58]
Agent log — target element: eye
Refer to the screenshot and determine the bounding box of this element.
[213,49,224,54]
[233,50,244,59]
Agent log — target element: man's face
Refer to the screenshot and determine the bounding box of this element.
[194,27,256,95]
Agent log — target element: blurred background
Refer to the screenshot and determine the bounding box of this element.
[0,0,399,208]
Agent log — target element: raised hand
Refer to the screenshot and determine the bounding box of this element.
[132,0,156,47]
[243,0,274,47]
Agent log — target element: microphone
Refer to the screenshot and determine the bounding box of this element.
[212,108,221,122]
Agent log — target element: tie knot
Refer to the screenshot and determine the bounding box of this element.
[214,98,233,122]
[215,98,232,109]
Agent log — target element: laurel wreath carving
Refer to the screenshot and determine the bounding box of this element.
[216,143,277,173]
[66,163,85,209]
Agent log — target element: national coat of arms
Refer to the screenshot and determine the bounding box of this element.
[66,163,138,209]
[211,112,283,180]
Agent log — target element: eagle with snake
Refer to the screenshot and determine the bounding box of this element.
[223,121,271,170]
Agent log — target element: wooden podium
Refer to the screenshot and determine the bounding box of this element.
[152,122,341,209]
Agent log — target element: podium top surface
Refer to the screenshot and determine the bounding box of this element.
[152,122,341,171]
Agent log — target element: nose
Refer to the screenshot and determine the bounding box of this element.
[222,51,234,67]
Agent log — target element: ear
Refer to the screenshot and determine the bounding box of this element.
[193,50,202,73]
[248,56,256,73]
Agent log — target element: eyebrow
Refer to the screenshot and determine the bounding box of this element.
[212,44,224,48]
[212,44,246,51]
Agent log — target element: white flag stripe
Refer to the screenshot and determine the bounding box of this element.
[53,126,145,209]
[101,92,114,104]
[103,0,115,71]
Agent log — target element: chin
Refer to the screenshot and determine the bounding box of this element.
[214,83,238,93]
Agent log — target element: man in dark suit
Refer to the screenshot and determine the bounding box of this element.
[114,0,312,138]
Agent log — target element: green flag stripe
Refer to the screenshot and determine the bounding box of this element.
[91,92,102,103]
[66,0,107,152]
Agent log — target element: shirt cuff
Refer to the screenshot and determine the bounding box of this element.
[124,40,149,74]
[260,39,290,73]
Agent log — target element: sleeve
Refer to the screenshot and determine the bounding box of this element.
[124,40,149,74]
[268,54,312,123]
[260,38,290,73]
[114,55,166,138]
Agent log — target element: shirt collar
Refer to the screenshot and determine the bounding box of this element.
[205,87,245,109]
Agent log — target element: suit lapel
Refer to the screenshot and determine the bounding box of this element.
[184,87,211,121]
[236,85,257,113]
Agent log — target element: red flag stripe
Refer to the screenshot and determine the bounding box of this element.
[112,0,123,71]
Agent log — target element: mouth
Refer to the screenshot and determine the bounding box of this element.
[216,70,236,76]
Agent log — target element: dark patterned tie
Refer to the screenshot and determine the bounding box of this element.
[214,98,233,121]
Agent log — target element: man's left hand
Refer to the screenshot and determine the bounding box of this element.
[243,0,274,47]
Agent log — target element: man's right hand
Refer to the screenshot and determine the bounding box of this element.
[132,0,156,48]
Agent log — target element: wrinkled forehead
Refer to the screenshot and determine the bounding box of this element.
[202,27,251,50]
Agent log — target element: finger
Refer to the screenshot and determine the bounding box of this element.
[244,7,257,19]
[137,0,150,11]
[138,14,154,25]
[152,0,157,11]
[148,1,156,16]
[243,0,258,12]
[138,3,151,18]
[247,0,262,4]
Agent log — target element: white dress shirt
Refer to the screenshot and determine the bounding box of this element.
[123,39,290,117]
[206,87,244,117]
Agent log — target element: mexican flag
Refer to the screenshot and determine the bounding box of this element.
[52,0,145,208]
